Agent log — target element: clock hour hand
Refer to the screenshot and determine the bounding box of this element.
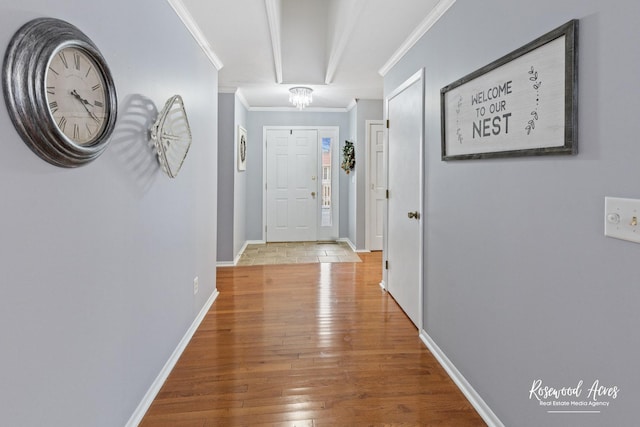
[70,89,100,123]
[70,89,93,107]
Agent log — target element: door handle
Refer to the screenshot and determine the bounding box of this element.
[311,192,316,197]
[407,211,420,220]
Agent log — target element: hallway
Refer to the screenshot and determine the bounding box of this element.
[141,254,485,426]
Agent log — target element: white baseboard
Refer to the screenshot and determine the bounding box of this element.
[216,261,235,267]
[125,288,220,426]
[217,240,266,267]
[337,237,371,253]
[337,237,356,251]
[419,330,504,427]
[234,240,250,265]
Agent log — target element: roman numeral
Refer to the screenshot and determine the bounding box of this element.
[58,116,67,132]
[49,101,58,114]
[85,66,92,78]
[74,52,81,71]
[86,123,94,137]
[94,100,104,108]
[48,67,59,76]
[92,83,101,91]
[58,51,68,68]
[46,86,55,95]
[73,124,80,140]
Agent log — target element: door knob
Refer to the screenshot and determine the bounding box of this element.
[311,192,316,197]
[407,211,420,219]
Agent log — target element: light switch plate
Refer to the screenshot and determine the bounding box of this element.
[604,197,640,243]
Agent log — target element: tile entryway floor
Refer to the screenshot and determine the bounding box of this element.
[237,241,361,266]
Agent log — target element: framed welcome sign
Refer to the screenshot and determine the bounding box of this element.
[441,20,578,160]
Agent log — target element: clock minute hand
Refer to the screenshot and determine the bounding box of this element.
[70,89,100,123]
[70,89,94,107]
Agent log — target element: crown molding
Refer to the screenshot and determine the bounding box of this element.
[218,86,238,94]
[378,0,456,76]
[249,106,350,113]
[166,0,224,70]
[218,87,250,110]
[235,90,250,111]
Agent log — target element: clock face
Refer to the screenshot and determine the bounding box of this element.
[4,18,118,167]
[45,46,109,145]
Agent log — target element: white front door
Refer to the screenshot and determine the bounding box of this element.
[367,121,385,251]
[266,129,318,242]
[385,70,424,328]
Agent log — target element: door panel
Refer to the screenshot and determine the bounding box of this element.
[368,122,385,250]
[386,72,423,328]
[375,199,384,241]
[266,129,318,242]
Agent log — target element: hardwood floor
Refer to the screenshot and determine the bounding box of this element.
[141,253,486,426]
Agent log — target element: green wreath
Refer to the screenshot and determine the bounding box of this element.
[341,140,355,174]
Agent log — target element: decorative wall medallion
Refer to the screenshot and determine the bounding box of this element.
[150,95,192,178]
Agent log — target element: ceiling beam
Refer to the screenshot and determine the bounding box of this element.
[324,0,366,85]
[280,0,327,84]
[265,0,283,84]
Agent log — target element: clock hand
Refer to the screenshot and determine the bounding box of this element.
[70,89,95,108]
[70,89,100,123]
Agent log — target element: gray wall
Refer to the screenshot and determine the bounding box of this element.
[217,93,235,261]
[384,0,640,425]
[234,96,248,256]
[245,110,351,240]
[217,92,248,263]
[0,1,218,426]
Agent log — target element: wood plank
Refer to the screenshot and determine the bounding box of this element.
[141,253,486,426]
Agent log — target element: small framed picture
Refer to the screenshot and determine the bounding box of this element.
[238,126,247,171]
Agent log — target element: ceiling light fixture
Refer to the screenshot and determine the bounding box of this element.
[289,86,313,110]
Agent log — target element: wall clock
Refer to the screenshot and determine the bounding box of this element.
[2,17,118,167]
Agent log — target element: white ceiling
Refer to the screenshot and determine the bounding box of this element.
[172,0,453,110]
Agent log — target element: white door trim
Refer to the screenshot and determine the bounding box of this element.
[365,120,385,251]
[262,126,340,242]
[383,68,425,331]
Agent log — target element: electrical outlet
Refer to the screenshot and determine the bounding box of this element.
[193,276,199,295]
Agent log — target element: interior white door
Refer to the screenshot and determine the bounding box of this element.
[386,71,423,328]
[367,121,385,251]
[266,129,318,242]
